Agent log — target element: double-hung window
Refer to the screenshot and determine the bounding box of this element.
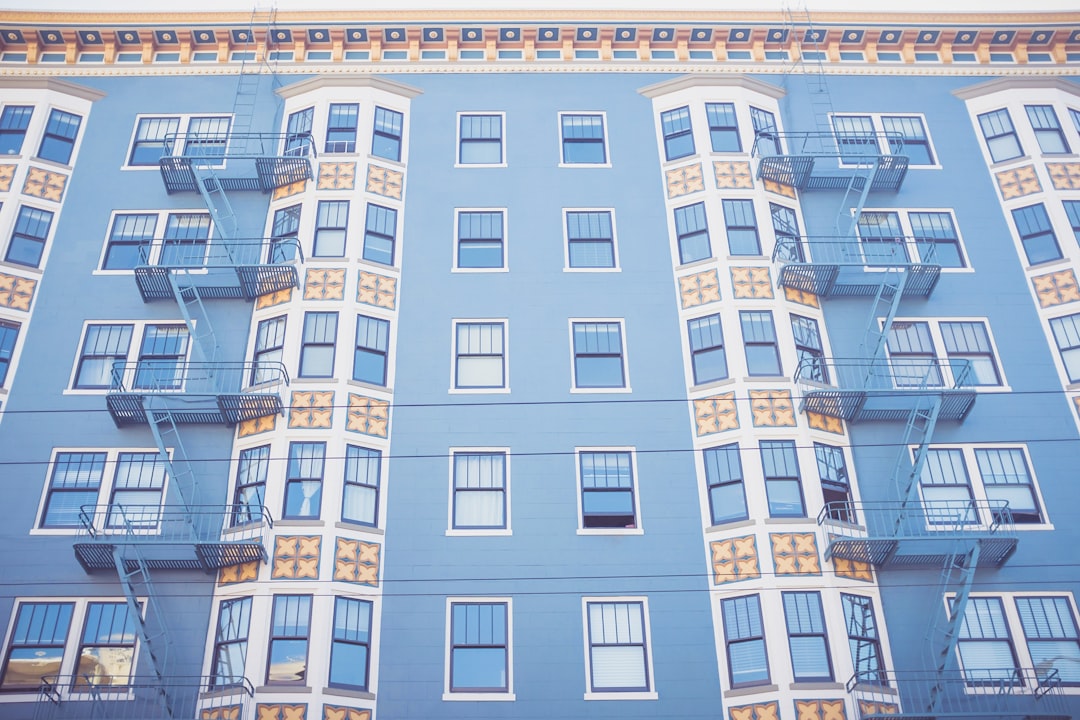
[918,445,1044,526]
[0,601,73,691]
[0,105,33,155]
[886,322,943,388]
[299,312,337,378]
[37,109,81,164]
[128,116,180,165]
[1011,203,1061,265]
[452,452,507,531]
[284,107,313,156]
[940,321,1001,386]
[842,594,885,684]
[454,321,506,390]
[571,321,626,389]
[325,103,359,153]
[910,211,966,268]
[232,445,269,527]
[722,199,760,256]
[353,314,390,386]
[560,113,607,164]
[1016,596,1080,684]
[267,595,311,685]
[760,440,805,517]
[251,316,286,385]
[283,442,325,519]
[706,102,741,152]
[955,597,1019,682]
[73,324,133,389]
[978,109,1023,163]
[687,314,727,385]
[6,205,54,268]
[449,600,510,694]
[330,597,372,690]
[750,106,780,155]
[313,200,349,257]
[920,448,977,525]
[210,597,251,687]
[857,211,907,265]
[721,595,769,687]
[881,115,935,165]
[975,448,1042,524]
[184,116,230,158]
[1025,105,1070,154]
[1049,313,1080,383]
[362,203,397,266]
[74,602,136,687]
[660,106,694,160]
[270,204,302,262]
[372,106,404,161]
[1065,200,1080,245]
[815,443,855,523]
[102,214,156,269]
[456,210,505,269]
[107,453,167,529]
[833,115,877,161]
[770,203,803,262]
[132,325,189,390]
[0,319,20,387]
[565,210,616,269]
[158,213,211,266]
[459,114,504,165]
[740,310,781,376]
[342,445,381,526]
[578,450,637,530]
[791,315,827,382]
[39,452,106,529]
[674,202,710,264]
[584,600,652,693]
[703,443,746,525]
[784,592,833,682]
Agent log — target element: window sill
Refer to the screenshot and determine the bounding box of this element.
[254,685,312,694]
[347,378,392,394]
[577,527,644,536]
[558,162,612,169]
[724,683,778,699]
[726,254,767,261]
[322,687,375,701]
[741,375,790,384]
[30,156,73,172]
[0,259,43,276]
[988,154,1031,170]
[335,521,384,535]
[691,377,737,393]
[563,266,621,273]
[292,377,341,385]
[1025,257,1072,272]
[451,266,509,274]
[443,691,516,701]
[661,155,700,169]
[706,518,755,533]
[584,691,657,701]
[570,386,632,394]
[446,528,512,537]
[849,681,897,696]
[763,516,811,525]
[677,256,715,272]
[274,519,325,528]
[448,386,511,394]
[367,153,405,170]
[789,681,844,691]
[454,162,508,169]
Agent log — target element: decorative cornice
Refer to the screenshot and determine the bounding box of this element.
[952,75,1080,100]
[638,74,786,99]
[276,75,423,99]
[0,76,105,99]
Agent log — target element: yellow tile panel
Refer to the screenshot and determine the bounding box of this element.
[713,161,754,189]
[665,163,704,198]
[763,178,797,198]
[858,701,898,717]
[731,266,773,299]
[796,699,847,720]
[357,271,397,310]
[994,164,1041,199]
[334,537,380,586]
[694,393,738,435]
[21,167,67,202]
[1047,162,1080,190]
[729,701,780,720]
[784,285,820,308]
[319,161,356,190]
[217,560,259,586]
[711,535,759,585]
[807,411,844,435]
[366,163,403,199]
[304,268,347,301]
[289,391,334,429]
[346,393,389,437]
[201,707,241,720]
[771,532,821,575]
[679,269,720,309]
[0,272,36,312]
[255,287,292,309]
[272,179,308,199]
[272,535,321,580]
[832,544,874,582]
[256,705,307,720]
[237,414,276,438]
[0,164,16,192]
[323,707,372,720]
[750,390,796,427]
[1032,269,1080,308]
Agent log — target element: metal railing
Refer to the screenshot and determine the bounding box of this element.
[772,235,938,267]
[108,360,289,396]
[161,132,316,161]
[77,504,273,543]
[819,499,1013,536]
[36,675,254,720]
[752,129,905,158]
[134,236,304,268]
[794,357,973,393]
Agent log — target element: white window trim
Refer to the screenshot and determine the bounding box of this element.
[452,207,508,273]
[93,208,215,274]
[575,446,643,536]
[581,595,658,700]
[454,111,507,169]
[449,318,509,394]
[562,207,621,273]
[3,200,60,274]
[557,111,612,168]
[883,316,1010,392]
[829,112,942,169]
[913,443,1052,530]
[0,596,143,703]
[64,319,193,395]
[858,207,972,273]
[0,310,26,397]
[120,113,233,171]
[442,596,515,701]
[568,317,631,394]
[446,447,512,536]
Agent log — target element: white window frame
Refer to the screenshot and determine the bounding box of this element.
[0,310,26,401]
[581,596,657,700]
[557,111,611,168]
[857,208,971,272]
[3,201,59,273]
[830,112,941,169]
[575,447,643,536]
[568,318,631,394]
[443,596,515,701]
[455,111,507,168]
[562,207,621,272]
[0,596,142,703]
[450,319,509,394]
[446,447,512,537]
[121,113,233,170]
[883,317,1009,392]
[452,208,508,273]
[94,209,215,273]
[64,320,192,395]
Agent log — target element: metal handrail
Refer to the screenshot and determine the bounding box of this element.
[133,237,305,268]
[161,131,316,160]
[752,129,906,158]
[771,234,940,267]
[108,360,289,394]
[817,499,1013,536]
[793,356,973,391]
[77,503,274,541]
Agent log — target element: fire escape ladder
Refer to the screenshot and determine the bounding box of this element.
[167,270,221,369]
[928,542,983,710]
[191,164,238,242]
[782,0,836,136]
[229,2,279,147]
[144,402,200,509]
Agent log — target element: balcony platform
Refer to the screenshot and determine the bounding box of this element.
[753,131,909,191]
[773,238,941,299]
[36,675,254,720]
[158,132,314,194]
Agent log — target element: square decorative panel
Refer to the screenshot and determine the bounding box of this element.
[289,391,334,429]
[784,286,820,308]
[256,705,306,720]
[357,271,397,310]
[729,700,779,720]
[305,268,346,300]
[858,701,897,717]
[347,393,389,437]
[272,535,321,580]
[771,532,821,575]
[201,707,242,720]
[1032,269,1080,307]
[218,560,259,586]
[22,167,67,202]
[763,178,797,198]
[832,547,874,582]
[255,288,292,308]
[238,414,276,437]
[713,161,754,189]
[334,537,380,586]
[1047,162,1080,190]
[807,411,844,434]
[0,272,36,311]
[272,179,308,199]
[694,393,738,435]
[795,699,847,720]
[995,165,1041,199]
[319,162,356,190]
[711,535,759,584]
[0,164,17,192]
[366,164,403,199]
[750,390,796,427]
[680,269,721,309]
[323,707,372,720]
[666,163,704,198]
[731,267,773,299]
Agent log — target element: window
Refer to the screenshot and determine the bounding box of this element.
[578,450,637,530]
[329,597,372,690]
[910,211,966,268]
[832,114,937,166]
[940,321,1001,386]
[565,210,616,269]
[721,595,769,687]
[833,115,878,161]
[885,319,1004,389]
[39,452,105,529]
[251,316,286,386]
[451,452,508,531]
[770,203,803,262]
[0,601,73,691]
[6,205,54,267]
[353,314,390,386]
[784,592,833,682]
[454,321,506,390]
[74,602,136,687]
[975,448,1042,524]
[158,213,211,266]
[791,315,827,383]
[372,106,403,161]
[37,109,81,164]
[740,311,781,376]
[842,594,884,683]
[283,442,324,519]
[1012,203,1061,265]
[674,202,711,264]
[1072,108,1080,135]
[1065,201,1080,246]
[128,116,180,165]
[560,113,607,164]
[270,204,301,262]
[284,107,313,156]
[704,443,746,525]
[584,600,652,693]
[0,319,20,387]
[362,203,397,266]
[978,109,1023,163]
[325,103,359,153]
[107,453,166,528]
[100,211,213,270]
[1016,596,1080,684]
[183,116,230,158]
[102,214,156,269]
[313,200,349,257]
[1026,105,1070,154]
[1050,313,1080,383]
[660,106,694,160]
[920,448,977,524]
[132,325,189,390]
[571,321,627,389]
[0,105,33,155]
[342,445,381,527]
[955,597,1019,682]
[299,312,337,378]
[750,106,780,155]
[459,114,504,165]
[73,324,133,389]
[815,444,854,523]
[857,211,907,265]
[231,445,268,527]
[722,199,760,256]
[266,595,311,685]
[881,115,934,164]
[760,440,805,518]
[448,600,510,694]
[687,314,727,385]
[886,321,944,387]
[706,102,741,152]
[456,210,505,269]
[210,597,251,687]
[918,445,1044,526]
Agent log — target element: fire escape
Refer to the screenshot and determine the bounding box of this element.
[42,8,309,720]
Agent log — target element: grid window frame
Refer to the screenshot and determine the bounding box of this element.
[703,443,747,526]
[0,104,34,156]
[283,106,314,157]
[783,591,834,682]
[740,310,782,377]
[660,105,695,161]
[978,108,1024,163]
[299,311,338,379]
[564,208,619,271]
[815,443,856,523]
[457,112,506,167]
[67,322,192,395]
[328,596,373,691]
[570,319,630,392]
[831,112,939,167]
[209,596,251,688]
[37,108,82,165]
[342,444,382,528]
[886,318,1008,390]
[122,113,232,170]
[0,600,74,693]
[371,106,404,162]
[1049,312,1080,384]
[74,602,137,688]
[558,112,609,166]
[6,204,55,268]
[722,198,762,256]
[576,447,641,534]
[282,441,326,520]
[452,320,508,392]
[1011,203,1062,266]
[362,202,398,267]
[449,449,510,535]
[0,318,21,389]
[231,445,269,528]
[265,594,312,686]
[251,315,287,387]
[352,313,390,387]
[842,593,886,685]
[581,597,656,699]
[760,439,806,518]
[97,209,215,272]
[706,102,742,153]
[673,201,711,265]
[1025,104,1070,155]
[312,199,350,258]
[325,102,360,154]
[444,597,515,700]
[454,208,507,271]
[791,314,828,384]
[686,313,728,386]
[721,594,770,688]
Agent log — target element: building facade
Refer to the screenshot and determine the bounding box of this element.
[0,6,1078,720]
